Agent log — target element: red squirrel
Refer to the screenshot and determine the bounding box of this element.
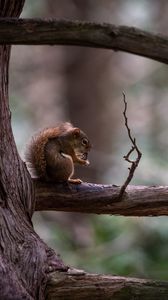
[25,122,91,183]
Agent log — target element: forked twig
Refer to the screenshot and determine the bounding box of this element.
[119,93,142,198]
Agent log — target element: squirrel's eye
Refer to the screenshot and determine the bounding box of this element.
[82,138,88,146]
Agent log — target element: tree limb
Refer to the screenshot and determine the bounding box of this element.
[0,18,168,64]
[45,271,168,300]
[35,180,168,216]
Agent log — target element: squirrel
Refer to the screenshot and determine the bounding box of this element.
[25,122,91,184]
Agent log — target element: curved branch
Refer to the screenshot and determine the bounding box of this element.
[35,180,168,216]
[0,18,168,63]
[45,271,168,300]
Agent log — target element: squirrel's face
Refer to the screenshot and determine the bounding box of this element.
[68,128,91,165]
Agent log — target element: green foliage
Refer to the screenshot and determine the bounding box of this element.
[45,215,168,280]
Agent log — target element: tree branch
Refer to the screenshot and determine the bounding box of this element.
[0,18,168,64]
[45,271,168,300]
[35,180,168,216]
[119,93,142,197]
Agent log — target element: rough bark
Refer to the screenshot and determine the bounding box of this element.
[0,2,66,300]
[0,18,168,64]
[35,181,168,216]
[45,272,168,300]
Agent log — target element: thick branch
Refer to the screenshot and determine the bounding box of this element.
[0,18,168,63]
[35,180,168,216]
[46,271,168,300]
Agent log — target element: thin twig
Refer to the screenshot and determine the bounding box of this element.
[119,93,142,198]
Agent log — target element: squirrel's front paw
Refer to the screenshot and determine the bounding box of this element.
[68,178,82,184]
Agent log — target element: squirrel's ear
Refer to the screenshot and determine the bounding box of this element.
[72,127,80,138]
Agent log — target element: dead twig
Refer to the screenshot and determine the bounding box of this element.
[119,93,142,198]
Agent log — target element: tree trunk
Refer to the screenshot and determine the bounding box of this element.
[0,1,66,299]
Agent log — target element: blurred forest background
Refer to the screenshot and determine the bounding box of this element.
[9,0,168,279]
